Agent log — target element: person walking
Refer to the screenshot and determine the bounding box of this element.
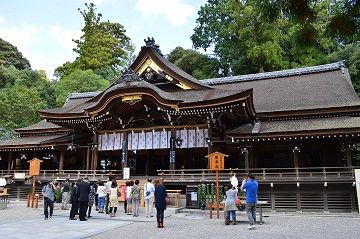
[69,180,80,220]
[78,178,90,221]
[109,179,120,217]
[87,181,96,218]
[241,173,258,230]
[144,178,155,218]
[225,184,238,225]
[122,181,129,214]
[126,181,133,215]
[130,179,141,217]
[97,181,106,213]
[61,179,70,210]
[42,181,55,220]
[105,176,113,214]
[154,179,167,228]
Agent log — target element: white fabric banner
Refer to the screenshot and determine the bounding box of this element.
[131,132,139,150]
[138,132,146,150]
[98,134,103,151]
[196,128,205,148]
[107,133,115,151]
[188,129,196,148]
[113,133,122,150]
[145,131,153,149]
[160,131,168,149]
[153,131,160,149]
[127,133,132,150]
[180,130,188,149]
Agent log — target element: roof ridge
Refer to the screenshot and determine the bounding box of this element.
[203,61,344,85]
[68,91,101,99]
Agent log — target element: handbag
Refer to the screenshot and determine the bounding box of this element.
[235,197,242,206]
[165,196,170,205]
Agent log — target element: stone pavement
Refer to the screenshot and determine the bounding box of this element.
[1,202,360,239]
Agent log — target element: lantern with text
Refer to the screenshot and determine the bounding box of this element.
[205,152,228,219]
[206,152,228,171]
[28,158,43,177]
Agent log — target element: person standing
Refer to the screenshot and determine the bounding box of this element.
[109,179,120,217]
[130,179,141,217]
[69,180,79,220]
[241,173,258,229]
[61,179,70,210]
[122,181,129,214]
[126,181,133,215]
[87,181,96,218]
[105,176,113,214]
[225,184,238,225]
[154,179,167,228]
[144,178,155,218]
[78,178,90,221]
[42,181,55,220]
[97,181,106,213]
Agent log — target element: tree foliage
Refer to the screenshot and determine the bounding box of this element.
[192,0,340,75]
[54,69,110,106]
[0,85,46,130]
[167,47,220,79]
[0,38,31,70]
[55,3,134,79]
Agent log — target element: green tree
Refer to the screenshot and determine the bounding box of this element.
[257,0,360,45]
[329,44,360,96]
[167,47,220,79]
[54,69,110,106]
[0,38,31,70]
[0,85,46,130]
[192,0,338,75]
[55,3,134,79]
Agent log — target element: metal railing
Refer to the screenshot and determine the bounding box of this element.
[157,166,359,182]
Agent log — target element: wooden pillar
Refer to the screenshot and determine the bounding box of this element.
[92,148,98,172]
[86,147,90,172]
[243,147,249,173]
[59,150,64,172]
[207,127,213,169]
[170,129,176,171]
[346,149,353,168]
[7,152,13,170]
[121,132,128,169]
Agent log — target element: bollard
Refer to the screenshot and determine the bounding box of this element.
[27,193,30,207]
[35,194,39,208]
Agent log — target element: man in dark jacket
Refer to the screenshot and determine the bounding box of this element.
[69,179,80,220]
[78,178,90,221]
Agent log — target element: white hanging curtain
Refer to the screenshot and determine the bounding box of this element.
[145,131,153,149]
[138,132,146,150]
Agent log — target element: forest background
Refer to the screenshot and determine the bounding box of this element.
[0,0,359,139]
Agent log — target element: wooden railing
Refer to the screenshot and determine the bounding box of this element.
[157,166,359,183]
[0,169,123,181]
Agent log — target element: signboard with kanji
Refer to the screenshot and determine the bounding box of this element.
[206,152,228,171]
[28,158,43,176]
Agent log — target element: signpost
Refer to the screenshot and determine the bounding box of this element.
[206,152,228,219]
[27,158,42,208]
[355,169,360,213]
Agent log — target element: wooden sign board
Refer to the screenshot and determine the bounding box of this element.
[28,158,43,176]
[206,152,228,171]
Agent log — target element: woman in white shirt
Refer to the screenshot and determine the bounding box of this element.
[126,180,133,215]
[97,181,107,213]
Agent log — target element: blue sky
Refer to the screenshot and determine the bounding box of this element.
[0,0,206,78]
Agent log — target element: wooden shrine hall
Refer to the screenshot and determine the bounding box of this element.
[1,38,360,212]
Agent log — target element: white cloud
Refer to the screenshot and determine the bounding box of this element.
[136,0,195,26]
[48,25,82,50]
[0,22,40,58]
[0,16,4,25]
